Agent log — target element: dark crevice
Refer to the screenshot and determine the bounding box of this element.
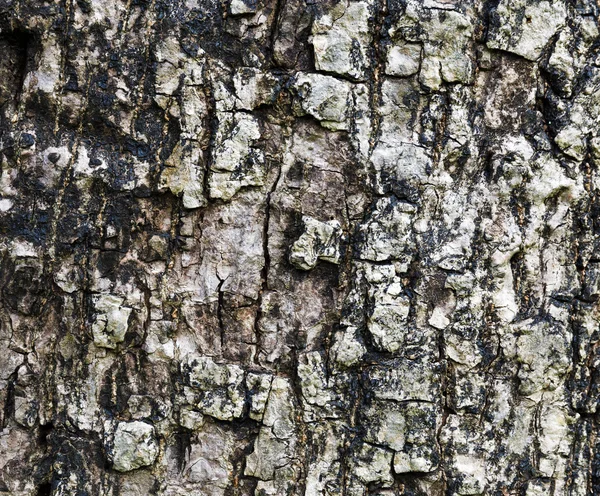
[38,422,54,446]
[253,152,283,366]
[0,29,38,130]
[35,482,52,496]
[217,277,226,354]
[2,369,18,429]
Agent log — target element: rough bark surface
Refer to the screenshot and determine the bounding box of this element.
[0,0,599,495]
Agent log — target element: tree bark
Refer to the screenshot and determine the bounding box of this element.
[0,0,599,495]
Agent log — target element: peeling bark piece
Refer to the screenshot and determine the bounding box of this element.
[311,0,373,81]
[513,319,572,396]
[419,9,474,88]
[184,425,235,493]
[555,125,586,161]
[289,216,342,270]
[246,372,273,421]
[244,427,291,480]
[367,279,411,353]
[352,443,394,486]
[487,0,567,61]
[209,112,264,201]
[183,355,245,421]
[273,0,313,68]
[245,378,298,481]
[386,42,421,77]
[160,141,206,209]
[292,72,353,130]
[230,0,257,15]
[233,67,280,110]
[297,351,335,412]
[110,421,159,472]
[363,400,439,474]
[91,294,132,349]
[14,394,38,428]
[330,326,367,369]
[357,197,416,265]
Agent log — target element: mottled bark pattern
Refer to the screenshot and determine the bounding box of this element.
[0,0,599,495]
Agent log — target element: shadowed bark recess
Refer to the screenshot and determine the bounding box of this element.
[0,0,599,495]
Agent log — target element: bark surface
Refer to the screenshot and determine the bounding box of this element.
[0,0,599,495]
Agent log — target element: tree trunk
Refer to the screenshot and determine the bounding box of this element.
[0,0,599,494]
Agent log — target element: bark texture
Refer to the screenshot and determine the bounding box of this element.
[0,0,599,495]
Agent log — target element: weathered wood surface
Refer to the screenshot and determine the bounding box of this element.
[0,0,599,494]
